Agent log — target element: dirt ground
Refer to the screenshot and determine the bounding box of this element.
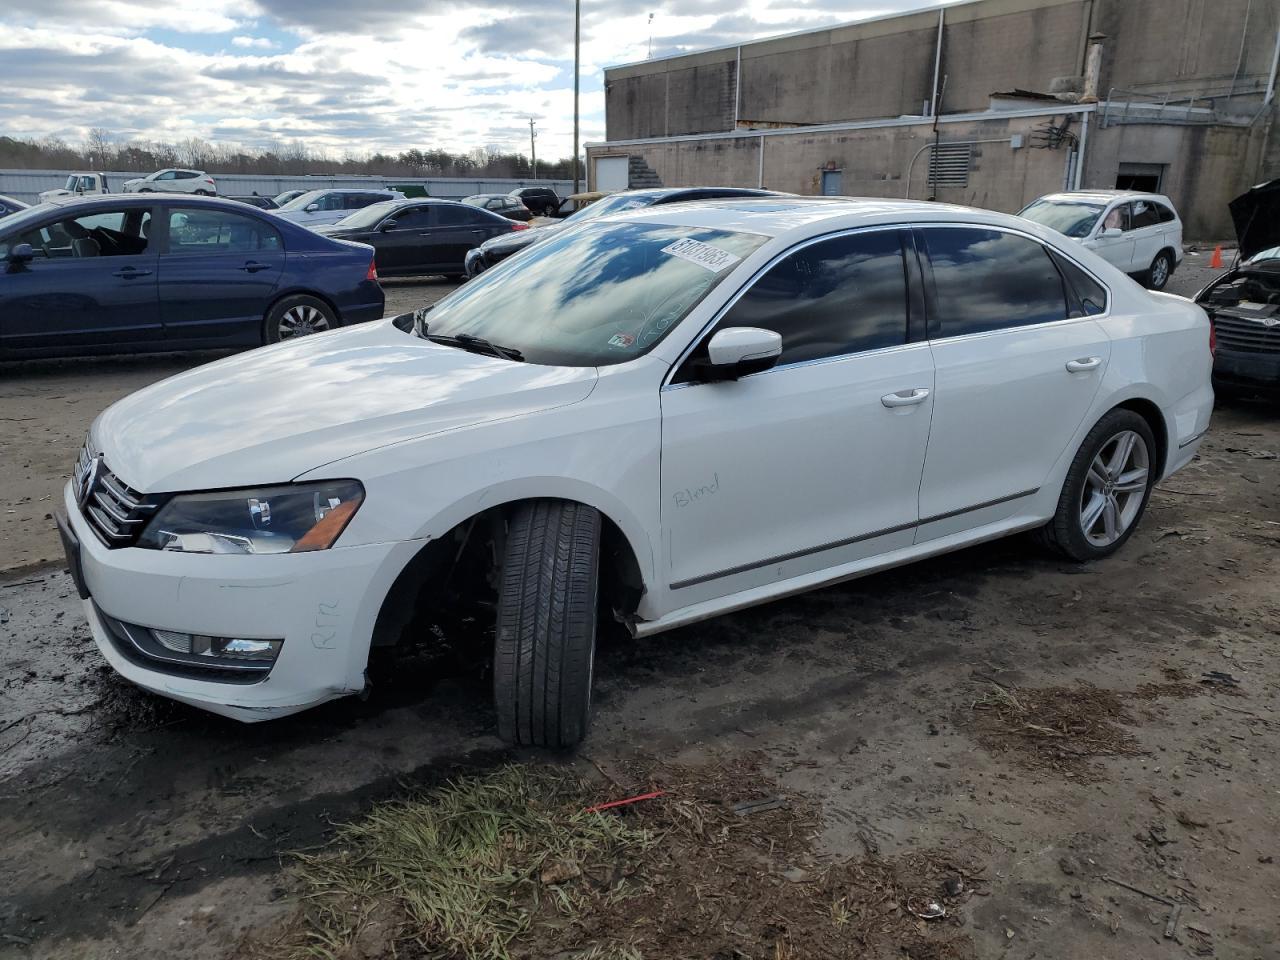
[2,259,1278,959]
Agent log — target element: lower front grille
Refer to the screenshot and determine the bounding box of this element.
[73,443,163,547]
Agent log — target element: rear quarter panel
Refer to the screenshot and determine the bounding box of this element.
[1096,287,1213,476]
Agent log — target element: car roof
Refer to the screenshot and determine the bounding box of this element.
[1035,190,1175,205]
[597,196,1056,239]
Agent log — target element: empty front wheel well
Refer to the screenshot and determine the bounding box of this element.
[370,499,644,652]
[1113,398,1168,473]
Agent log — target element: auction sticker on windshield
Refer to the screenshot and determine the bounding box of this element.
[662,238,742,273]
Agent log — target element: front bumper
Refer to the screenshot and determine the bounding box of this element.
[63,482,422,721]
[1213,349,1280,393]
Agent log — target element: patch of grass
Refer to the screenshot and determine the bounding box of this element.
[262,765,653,960]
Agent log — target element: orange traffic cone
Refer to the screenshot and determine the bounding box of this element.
[1210,245,1224,269]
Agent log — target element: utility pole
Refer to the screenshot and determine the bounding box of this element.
[528,117,537,180]
[573,0,581,195]
[648,13,654,59]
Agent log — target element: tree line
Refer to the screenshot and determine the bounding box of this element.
[0,130,580,180]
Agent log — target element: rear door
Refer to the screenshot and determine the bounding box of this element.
[914,226,1111,540]
[1128,199,1165,272]
[156,205,285,344]
[0,205,160,352]
[432,204,496,269]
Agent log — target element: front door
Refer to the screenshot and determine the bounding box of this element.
[1088,202,1136,272]
[370,205,435,272]
[661,229,933,599]
[0,206,160,352]
[914,226,1111,538]
[157,205,284,344]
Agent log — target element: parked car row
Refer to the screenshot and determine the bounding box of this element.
[0,195,383,358]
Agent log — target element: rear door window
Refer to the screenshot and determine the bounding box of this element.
[920,227,1068,337]
[167,208,282,253]
[436,205,484,226]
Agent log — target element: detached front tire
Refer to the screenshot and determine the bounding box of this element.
[1036,409,1157,562]
[494,500,601,749]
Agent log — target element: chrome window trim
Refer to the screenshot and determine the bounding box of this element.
[661,223,914,391]
[662,220,1113,391]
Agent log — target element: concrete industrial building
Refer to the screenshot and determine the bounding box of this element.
[586,0,1280,239]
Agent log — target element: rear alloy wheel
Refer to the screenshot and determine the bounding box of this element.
[194,189,212,196]
[1147,251,1172,290]
[1036,409,1157,561]
[264,295,338,344]
[494,500,601,749]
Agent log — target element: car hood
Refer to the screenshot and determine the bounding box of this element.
[92,320,599,493]
[1230,179,1280,262]
[123,178,144,186]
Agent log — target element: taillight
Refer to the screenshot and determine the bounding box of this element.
[511,222,529,231]
[366,258,378,281]
[1208,321,1216,356]
[205,178,215,185]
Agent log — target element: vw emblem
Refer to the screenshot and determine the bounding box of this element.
[77,455,102,509]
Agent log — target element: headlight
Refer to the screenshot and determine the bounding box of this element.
[137,480,364,554]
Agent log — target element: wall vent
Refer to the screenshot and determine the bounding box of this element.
[927,144,972,188]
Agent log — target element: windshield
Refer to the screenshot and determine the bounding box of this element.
[1019,199,1105,239]
[414,221,768,366]
[334,201,399,229]
[278,190,325,212]
[1246,245,1280,265]
[64,176,78,191]
[563,193,658,225]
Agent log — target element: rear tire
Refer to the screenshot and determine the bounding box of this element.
[264,294,338,344]
[1036,409,1157,562]
[494,500,601,749]
[1146,250,1173,290]
[194,189,212,196]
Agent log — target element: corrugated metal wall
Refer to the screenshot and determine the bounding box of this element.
[0,170,575,205]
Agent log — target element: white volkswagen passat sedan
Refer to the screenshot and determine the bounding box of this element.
[1018,190,1184,291]
[57,199,1213,747]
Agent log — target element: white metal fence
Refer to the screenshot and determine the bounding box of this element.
[0,169,575,205]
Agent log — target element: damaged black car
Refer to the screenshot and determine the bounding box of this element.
[1196,179,1280,397]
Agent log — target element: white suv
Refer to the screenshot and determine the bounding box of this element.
[57,199,1213,747]
[274,189,406,228]
[1019,190,1184,290]
[122,168,218,196]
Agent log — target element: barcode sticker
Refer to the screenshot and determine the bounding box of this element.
[661,238,741,274]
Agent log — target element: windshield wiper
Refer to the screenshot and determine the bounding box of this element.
[426,331,524,362]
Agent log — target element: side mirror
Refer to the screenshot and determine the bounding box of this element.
[694,327,782,382]
[380,219,398,232]
[1101,226,1123,238]
[305,203,320,213]
[6,242,35,265]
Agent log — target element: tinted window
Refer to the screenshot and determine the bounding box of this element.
[922,228,1068,337]
[1130,200,1162,229]
[168,208,281,253]
[1049,250,1108,317]
[716,230,908,366]
[1155,203,1177,224]
[390,207,433,228]
[436,204,482,226]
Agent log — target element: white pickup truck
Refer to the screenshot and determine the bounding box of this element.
[38,173,110,203]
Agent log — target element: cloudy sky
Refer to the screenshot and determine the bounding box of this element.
[1,0,950,161]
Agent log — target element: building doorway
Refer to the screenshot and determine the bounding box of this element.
[821,169,843,196]
[1115,162,1165,193]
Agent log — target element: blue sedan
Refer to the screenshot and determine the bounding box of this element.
[0,195,384,359]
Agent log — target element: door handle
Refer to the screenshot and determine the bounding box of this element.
[240,261,270,273]
[111,267,152,278]
[1065,357,1102,372]
[881,388,931,408]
